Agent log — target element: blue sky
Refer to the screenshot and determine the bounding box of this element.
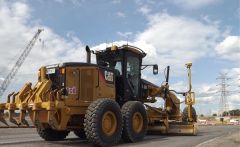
[0,0,239,115]
[28,0,239,43]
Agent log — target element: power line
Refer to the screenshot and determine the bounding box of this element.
[216,73,231,116]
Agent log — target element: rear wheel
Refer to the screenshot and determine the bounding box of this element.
[182,106,197,122]
[37,127,69,141]
[84,99,122,147]
[121,101,148,143]
[74,129,86,139]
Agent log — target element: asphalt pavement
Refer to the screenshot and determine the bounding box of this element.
[0,125,239,147]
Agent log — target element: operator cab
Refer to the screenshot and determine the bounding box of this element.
[43,45,158,105]
[96,45,151,105]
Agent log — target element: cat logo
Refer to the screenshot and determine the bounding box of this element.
[104,71,113,82]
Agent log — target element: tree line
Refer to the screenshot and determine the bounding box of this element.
[222,109,240,116]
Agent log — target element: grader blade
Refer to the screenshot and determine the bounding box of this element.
[147,123,198,136]
[168,123,198,136]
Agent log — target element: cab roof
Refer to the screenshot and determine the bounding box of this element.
[96,45,146,58]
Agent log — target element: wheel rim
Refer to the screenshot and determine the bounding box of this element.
[132,112,143,133]
[102,111,117,136]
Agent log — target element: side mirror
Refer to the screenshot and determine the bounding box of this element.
[153,64,158,75]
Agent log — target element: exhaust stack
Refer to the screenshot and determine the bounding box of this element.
[86,45,91,64]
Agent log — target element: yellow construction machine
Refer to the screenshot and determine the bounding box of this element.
[0,45,197,147]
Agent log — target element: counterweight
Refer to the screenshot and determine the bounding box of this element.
[0,29,43,98]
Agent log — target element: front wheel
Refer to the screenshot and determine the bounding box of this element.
[182,106,197,122]
[84,99,123,147]
[121,101,148,143]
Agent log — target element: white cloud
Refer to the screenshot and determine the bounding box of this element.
[172,0,218,9]
[116,11,126,18]
[170,81,218,103]
[116,31,132,38]
[134,13,221,75]
[174,79,239,115]
[192,68,240,111]
[170,81,187,92]
[0,0,234,113]
[135,0,153,15]
[215,68,240,111]
[91,40,128,53]
[222,68,240,79]
[220,68,240,98]
[0,2,223,78]
[138,5,151,15]
[93,12,222,76]
[229,95,240,104]
[0,1,86,99]
[169,77,240,114]
[215,36,240,62]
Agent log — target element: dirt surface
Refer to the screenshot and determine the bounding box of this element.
[0,125,239,147]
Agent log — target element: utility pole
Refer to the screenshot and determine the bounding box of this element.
[216,73,231,117]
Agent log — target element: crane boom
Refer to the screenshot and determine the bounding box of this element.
[0,29,43,98]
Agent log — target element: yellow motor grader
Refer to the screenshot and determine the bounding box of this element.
[0,45,197,147]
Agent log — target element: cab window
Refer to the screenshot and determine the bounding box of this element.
[126,56,140,96]
[114,61,122,76]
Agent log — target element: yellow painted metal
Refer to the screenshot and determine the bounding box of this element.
[111,45,118,51]
[132,112,143,133]
[145,62,197,135]
[168,123,198,135]
[0,44,197,138]
[40,67,47,82]
[185,63,195,122]
[148,123,198,135]
[101,111,117,136]
[0,65,116,129]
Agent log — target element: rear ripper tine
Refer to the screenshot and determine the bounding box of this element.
[9,109,19,126]
[7,92,19,126]
[22,119,30,127]
[0,110,9,126]
[7,92,15,103]
[20,110,29,127]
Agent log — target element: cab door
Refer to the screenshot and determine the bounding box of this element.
[123,52,141,101]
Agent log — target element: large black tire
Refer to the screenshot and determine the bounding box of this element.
[37,127,69,141]
[74,129,86,139]
[121,101,148,143]
[182,106,197,122]
[84,99,123,147]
